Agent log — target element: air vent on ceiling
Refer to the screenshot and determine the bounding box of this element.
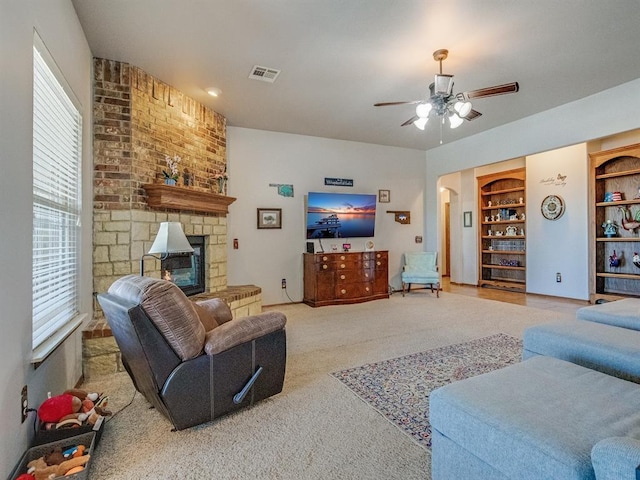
[249,65,281,83]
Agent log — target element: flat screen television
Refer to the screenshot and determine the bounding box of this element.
[306,192,376,239]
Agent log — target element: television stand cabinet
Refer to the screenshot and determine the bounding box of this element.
[303,251,389,307]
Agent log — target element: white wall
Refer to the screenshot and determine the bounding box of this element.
[0,0,92,473]
[425,79,640,297]
[226,128,426,304]
[525,144,589,299]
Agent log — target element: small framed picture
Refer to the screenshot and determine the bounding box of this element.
[463,211,472,228]
[257,208,282,229]
[378,189,390,203]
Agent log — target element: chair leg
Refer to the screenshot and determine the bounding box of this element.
[402,282,406,297]
[436,282,440,298]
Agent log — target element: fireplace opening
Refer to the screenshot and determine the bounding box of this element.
[161,235,205,296]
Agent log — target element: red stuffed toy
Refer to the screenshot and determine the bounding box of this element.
[37,394,81,423]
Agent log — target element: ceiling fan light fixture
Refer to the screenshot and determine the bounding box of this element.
[434,74,454,95]
[415,102,432,118]
[454,100,472,117]
[449,113,463,129]
[414,117,428,130]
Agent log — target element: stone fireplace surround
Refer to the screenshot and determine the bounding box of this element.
[84,58,262,378]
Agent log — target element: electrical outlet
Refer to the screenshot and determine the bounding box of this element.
[281,278,286,289]
[556,272,562,283]
[21,385,28,423]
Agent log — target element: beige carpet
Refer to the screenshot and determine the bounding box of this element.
[82,291,574,479]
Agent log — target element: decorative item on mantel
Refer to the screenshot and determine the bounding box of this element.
[163,154,181,185]
[213,166,228,194]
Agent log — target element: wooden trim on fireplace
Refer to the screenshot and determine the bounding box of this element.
[143,184,237,215]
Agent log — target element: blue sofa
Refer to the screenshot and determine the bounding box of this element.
[431,356,640,479]
[430,299,640,479]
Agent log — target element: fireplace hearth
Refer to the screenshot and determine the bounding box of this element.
[161,235,205,296]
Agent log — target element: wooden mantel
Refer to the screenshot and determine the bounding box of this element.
[143,184,236,215]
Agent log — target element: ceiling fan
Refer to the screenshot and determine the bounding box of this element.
[374,49,519,133]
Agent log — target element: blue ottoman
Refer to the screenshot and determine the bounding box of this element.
[430,356,640,480]
[577,299,640,330]
[522,320,640,383]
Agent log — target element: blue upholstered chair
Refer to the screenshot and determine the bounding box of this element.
[401,251,440,297]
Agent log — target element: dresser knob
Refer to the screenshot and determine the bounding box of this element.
[365,287,370,292]
[341,289,346,294]
[322,264,328,270]
[364,262,369,268]
[365,273,369,278]
[377,261,381,266]
[377,253,381,258]
[323,256,328,261]
[340,264,345,269]
[340,255,346,260]
[340,275,346,280]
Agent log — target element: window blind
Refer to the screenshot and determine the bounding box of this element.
[32,44,82,349]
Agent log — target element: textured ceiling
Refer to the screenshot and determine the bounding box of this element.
[71,0,640,151]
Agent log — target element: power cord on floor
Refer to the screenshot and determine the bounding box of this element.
[105,388,137,423]
[282,286,295,303]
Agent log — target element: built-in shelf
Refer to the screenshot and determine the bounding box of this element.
[589,143,640,302]
[477,167,527,292]
[596,237,640,242]
[143,184,236,215]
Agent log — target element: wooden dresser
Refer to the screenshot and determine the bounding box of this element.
[303,251,389,307]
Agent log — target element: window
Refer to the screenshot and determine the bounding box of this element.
[32,36,82,351]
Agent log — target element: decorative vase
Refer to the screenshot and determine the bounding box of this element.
[165,178,177,186]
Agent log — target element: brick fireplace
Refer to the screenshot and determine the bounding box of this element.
[92,58,229,300]
[85,59,261,378]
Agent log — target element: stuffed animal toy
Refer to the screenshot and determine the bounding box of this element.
[37,389,102,427]
[26,454,89,480]
[37,395,81,424]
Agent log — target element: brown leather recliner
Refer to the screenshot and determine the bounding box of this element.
[97,274,287,430]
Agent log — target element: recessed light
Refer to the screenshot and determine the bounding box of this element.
[206,87,221,97]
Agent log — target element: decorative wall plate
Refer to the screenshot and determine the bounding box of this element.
[365,240,375,251]
[541,195,565,220]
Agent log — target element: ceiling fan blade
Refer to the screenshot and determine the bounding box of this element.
[401,115,419,127]
[374,100,421,107]
[463,109,482,121]
[464,82,519,100]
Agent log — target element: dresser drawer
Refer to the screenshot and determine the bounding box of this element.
[335,282,374,300]
[335,268,375,283]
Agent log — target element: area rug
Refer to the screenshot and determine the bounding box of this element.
[331,333,522,450]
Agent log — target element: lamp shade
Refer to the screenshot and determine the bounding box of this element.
[148,222,194,255]
[454,100,472,117]
[449,113,463,129]
[414,117,428,130]
[415,102,432,118]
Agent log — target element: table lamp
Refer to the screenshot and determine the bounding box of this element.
[140,222,194,275]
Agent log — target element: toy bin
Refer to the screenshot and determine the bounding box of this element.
[32,414,105,447]
[9,431,95,480]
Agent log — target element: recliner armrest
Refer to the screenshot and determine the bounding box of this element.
[204,311,286,355]
[592,437,640,480]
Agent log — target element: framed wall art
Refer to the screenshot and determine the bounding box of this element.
[463,211,472,227]
[378,189,390,203]
[257,208,282,229]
